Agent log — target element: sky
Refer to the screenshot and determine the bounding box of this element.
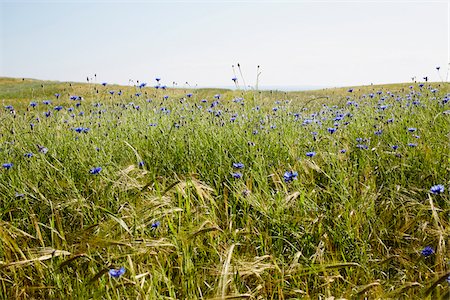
[0,0,449,88]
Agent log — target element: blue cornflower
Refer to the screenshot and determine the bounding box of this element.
[155,77,161,82]
[44,111,51,118]
[232,77,237,82]
[421,246,434,257]
[55,93,60,99]
[408,143,417,147]
[2,163,13,170]
[102,82,107,86]
[30,101,37,107]
[374,130,382,135]
[348,89,353,93]
[283,171,298,183]
[4,105,13,111]
[43,100,51,105]
[138,161,145,167]
[139,83,147,88]
[233,162,244,169]
[24,153,33,158]
[151,221,160,229]
[89,167,102,175]
[306,151,316,157]
[232,172,243,179]
[391,145,399,150]
[340,149,347,153]
[214,94,221,99]
[186,93,193,98]
[109,90,115,95]
[54,106,63,111]
[109,267,125,278]
[407,128,417,132]
[430,184,444,194]
[327,127,337,134]
[356,144,368,150]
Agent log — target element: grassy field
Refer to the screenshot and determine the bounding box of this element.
[0,77,449,299]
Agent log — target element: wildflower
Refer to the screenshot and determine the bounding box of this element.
[43,100,51,105]
[407,128,417,132]
[44,111,51,117]
[421,246,434,257]
[54,106,63,111]
[2,163,13,170]
[38,146,48,154]
[24,153,33,158]
[408,143,417,147]
[186,93,193,98]
[155,77,161,82]
[55,93,60,99]
[348,89,353,93]
[15,192,24,198]
[138,161,145,167]
[340,149,347,153]
[233,162,244,169]
[327,127,337,134]
[374,130,382,135]
[102,82,107,86]
[232,77,237,82]
[109,267,125,278]
[391,145,399,150]
[30,101,37,107]
[356,144,368,150]
[232,172,243,179]
[306,151,316,157]
[283,171,298,183]
[89,167,102,175]
[430,184,444,194]
[151,221,160,229]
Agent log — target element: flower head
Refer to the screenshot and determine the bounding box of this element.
[109,267,125,278]
[2,163,13,170]
[151,221,160,228]
[233,162,244,169]
[306,151,316,157]
[283,171,298,183]
[232,172,243,179]
[421,246,434,257]
[327,127,337,134]
[89,167,102,175]
[430,184,444,194]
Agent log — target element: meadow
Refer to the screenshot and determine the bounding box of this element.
[0,77,449,299]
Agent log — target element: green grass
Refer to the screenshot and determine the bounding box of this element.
[0,77,449,299]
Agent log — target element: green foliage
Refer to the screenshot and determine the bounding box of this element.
[0,77,449,299]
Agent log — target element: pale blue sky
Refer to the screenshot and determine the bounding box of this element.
[1,0,449,88]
